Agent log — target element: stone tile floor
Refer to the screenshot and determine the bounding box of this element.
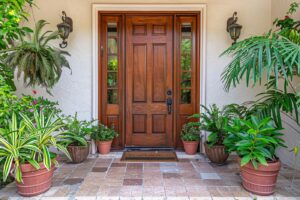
[1,152,300,200]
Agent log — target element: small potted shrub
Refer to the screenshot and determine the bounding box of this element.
[63,113,95,163]
[91,124,118,154]
[181,119,201,155]
[0,111,73,197]
[224,116,286,195]
[199,104,231,164]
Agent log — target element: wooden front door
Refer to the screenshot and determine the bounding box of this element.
[99,13,200,149]
[125,16,173,147]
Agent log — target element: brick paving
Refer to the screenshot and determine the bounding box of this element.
[0,152,300,200]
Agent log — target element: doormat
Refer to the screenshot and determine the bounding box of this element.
[121,151,178,162]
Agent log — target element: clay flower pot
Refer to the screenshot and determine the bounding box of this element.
[67,142,90,163]
[96,140,113,154]
[182,140,199,155]
[16,162,55,197]
[204,142,229,165]
[238,157,281,196]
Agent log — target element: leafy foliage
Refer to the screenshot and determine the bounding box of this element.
[91,124,118,141]
[0,110,75,183]
[0,0,33,49]
[1,20,70,90]
[221,3,300,128]
[196,104,241,147]
[224,116,286,169]
[181,115,201,142]
[63,113,96,146]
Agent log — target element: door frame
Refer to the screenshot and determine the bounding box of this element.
[92,4,207,154]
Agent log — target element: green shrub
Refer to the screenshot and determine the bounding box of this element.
[91,124,118,141]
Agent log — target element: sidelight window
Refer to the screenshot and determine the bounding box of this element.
[180,23,192,104]
[107,22,119,104]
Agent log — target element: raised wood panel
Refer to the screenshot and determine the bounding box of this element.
[152,114,166,133]
[133,44,147,102]
[152,44,166,102]
[152,24,166,35]
[133,115,146,133]
[133,24,147,35]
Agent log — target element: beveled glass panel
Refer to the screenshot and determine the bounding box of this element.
[108,38,118,54]
[107,23,117,37]
[181,23,192,37]
[181,72,191,88]
[107,72,118,87]
[181,89,191,104]
[108,89,118,104]
[108,56,118,71]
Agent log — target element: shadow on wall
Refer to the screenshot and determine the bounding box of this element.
[277,113,300,170]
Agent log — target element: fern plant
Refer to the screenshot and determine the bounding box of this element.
[1,20,70,90]
[221,3,300,128]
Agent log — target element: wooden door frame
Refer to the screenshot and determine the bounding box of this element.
[92,4,207,153]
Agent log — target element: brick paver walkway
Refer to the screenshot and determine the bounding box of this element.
[1,152,300,200]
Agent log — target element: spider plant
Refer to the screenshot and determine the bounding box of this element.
[221,3,300,128]
[1,20,70,90]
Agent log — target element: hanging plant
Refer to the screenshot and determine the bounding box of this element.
[1,20,71,91]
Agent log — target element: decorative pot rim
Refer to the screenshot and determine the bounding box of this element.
[237,157,281,171]
[96,140,113,143]
[68,144,89,148]
[20,161,56,173]
[204,141,226,148]
[181,139,200,143]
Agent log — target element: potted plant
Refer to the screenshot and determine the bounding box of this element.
[63,113,95,163]
[91,124,118,154]
[0,111,73,197]
[224,116,286,195]
[181,118,202,155]
[199,104,232,164]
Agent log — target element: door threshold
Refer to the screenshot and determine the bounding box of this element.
[124,147,175,152]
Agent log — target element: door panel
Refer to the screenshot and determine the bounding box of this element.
[125,16,173,147]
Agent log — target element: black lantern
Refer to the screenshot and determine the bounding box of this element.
[227,12,242,45]
[57,11,73,48]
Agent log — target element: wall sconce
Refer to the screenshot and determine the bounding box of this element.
[57,11,73,48]
[227,12,242,45]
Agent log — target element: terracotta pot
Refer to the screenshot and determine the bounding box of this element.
[16,162,55,197]
[67,143,89,163]
[96,140,113,154]
[204,142,229,165]
[182,140,199,155]
[238,157,281,196]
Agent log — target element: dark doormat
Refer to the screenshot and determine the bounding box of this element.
[121,151,178,162]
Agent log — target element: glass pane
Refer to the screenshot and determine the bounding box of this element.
[181,23,192,37]
[181,39,192,70]
[107,23,117,37]
[108,89,118,104]
[108,38,118,54]
[107,72,118,87]
[108,56,118,71]
[181,89,191,104]
[181,72,191,88]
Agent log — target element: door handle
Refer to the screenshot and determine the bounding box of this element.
[166,97,173,114]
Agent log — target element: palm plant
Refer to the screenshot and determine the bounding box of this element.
[0,20,70,90]
[221,3,300,128]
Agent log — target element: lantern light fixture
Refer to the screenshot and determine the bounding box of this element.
[57,11,73,48]
[227,12,242,45]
